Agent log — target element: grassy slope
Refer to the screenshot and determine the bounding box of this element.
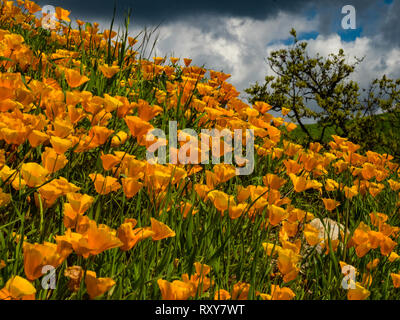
[289,113,399,156]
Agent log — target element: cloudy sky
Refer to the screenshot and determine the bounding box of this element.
[37,0,400,99]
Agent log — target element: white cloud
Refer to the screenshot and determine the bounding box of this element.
[145,12,319,95]
[300,34,400,88]
[109,11,400,103]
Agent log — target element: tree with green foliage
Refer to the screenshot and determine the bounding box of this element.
[246,28,365,145]
[246,28,400,160]
[355,76,400,158]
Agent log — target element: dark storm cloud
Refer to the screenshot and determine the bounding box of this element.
[36,0,398,38]
[380,0,400,47]
[37,0,319,23]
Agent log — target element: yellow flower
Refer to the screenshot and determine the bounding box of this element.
[23,241,71,280]
[157,279,192,300]
[85,271,115,299]
[391,273,400,288]
[270,285,295,300]
[89,173,121,195]
[64,68,89,88]
[150,218,176,241]
[55,7,71,22]
[207,190,235,213]
[322,198,340,211]
[347,282,370,300]
[41,147,68,173]
[50,136,73,154]
[21,163,49,187]
[3,276,36,300]
[99,64,120,78]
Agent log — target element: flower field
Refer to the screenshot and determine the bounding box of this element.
[1,0,400,300]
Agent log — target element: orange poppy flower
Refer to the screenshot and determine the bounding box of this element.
[128,37,138,46]
[388,179,400,192]
[24,0,42,14]
[263,174,286,190]
[380,235,397,256]
[269,285,296,300]
[347,283,370,300]
[85,271,115,299]
[124,116,153,140]
[205,170,219,189]
[361,163,376,180]
[391,273,400,288]
[28,130,49,148]
[277,248,301,283]
[370,212,388,228]
[150,218,176,241]
[76,19,85,26]
[268,205,288,226]
[99,64,120,78]
[303,223,322,246]
[89,174,121,195]
[325,179,339,192]
[389,252,400,263]
[121,177,143,198]
[283,160,302,175]
[289,174,322,193]
[64,68,89,88]
[51,117,74,139]
[111,131,129,147]
[213,164,236,184]
[322,198,340,211]
[214,289,231,300]
[103,94,123,113]
[178,202,197,218]
[50,136,73,154]
[288,174,308,193]
[66,193,94,215]
[136,99,163,121]
[23,241,71,280]
[1,276,36,300]
[181,271,213,298]
[100,153,121,171]
[236,185,251,203]
[170,57,179,65]
[157,279,192,300]
[37,183,64,207]
[344,185,358,199]
[193,184,210,201]
[117,219,154,251]
[231,282,250,300]
[183,58,192,67]
[56,220,123,258]
[21,163,49,187]
[89,126,114,146]
[63,203,81,229]
[0,188,11,207]
[262,242,282,257]
[55,7,71,22]
[41,147,68,173]
[228,203,247,220]
[207,190,234,213]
